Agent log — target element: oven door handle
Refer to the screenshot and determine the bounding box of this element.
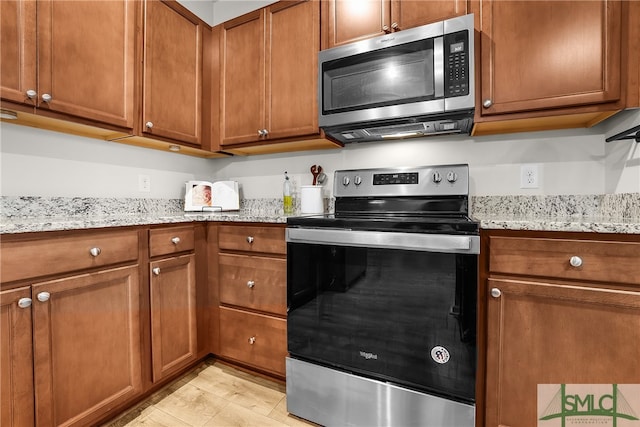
[286,228,479,254]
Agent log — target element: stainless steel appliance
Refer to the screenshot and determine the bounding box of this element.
[286,164,479,427]
[319,14,475,144]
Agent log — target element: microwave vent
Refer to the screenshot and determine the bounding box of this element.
[365,123,428,137]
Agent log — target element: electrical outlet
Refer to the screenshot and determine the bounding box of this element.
[138,174,151,192]
[520,164,539,189]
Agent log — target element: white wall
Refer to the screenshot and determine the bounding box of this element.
[176,0,279,27]
[213,122,639,200]
[0,123,214,199]
[1,113,638,200]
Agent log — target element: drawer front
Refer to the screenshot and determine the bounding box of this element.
[218,225,285,255]
[149,226,195,257]
[219,254,286,315]
[489,236,640,285]
[218,306,287,376]
[1,230,139,284]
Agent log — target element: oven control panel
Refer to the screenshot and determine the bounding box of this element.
[335,164,469,197]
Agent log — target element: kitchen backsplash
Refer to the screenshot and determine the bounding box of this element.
[1,194,638,220]
[471,193,640,219]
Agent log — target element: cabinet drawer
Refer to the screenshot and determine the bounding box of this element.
[219,254,286,315]
[149,226,195,257]
[218,225,285,255]
[1,230,139,284]
[218,306,287,376]
[489,236,640,285]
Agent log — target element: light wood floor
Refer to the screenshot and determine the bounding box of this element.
[104,359,317,427]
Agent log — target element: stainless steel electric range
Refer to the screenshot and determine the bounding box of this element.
[285,164,479,427]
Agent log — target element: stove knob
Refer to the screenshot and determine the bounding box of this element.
[354,176,362,186]
[432,171,442,183]
[342,176,350,186]
[447,171,458,183]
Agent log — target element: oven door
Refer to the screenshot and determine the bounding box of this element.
[286,227,478,403]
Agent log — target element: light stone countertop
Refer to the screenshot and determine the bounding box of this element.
[1,194,639,235]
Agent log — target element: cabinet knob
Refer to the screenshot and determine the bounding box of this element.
[89,247,101,257]
[246,236,254,244]
[171,237,181,245]
[41,93,52,103]
[18,297,32,309]
[26,89,37,99]
[490,288,501,298]
[152,267,161,276]
[146,121,154,129]
[262,129,269,136]
[37,292,51,302]
[569,256,583,268]
[483,99,493,108]
[382,25,391,34]
[257,129,265,136]
[391,22,400,31]
[247,280,255,288]
[248,336,256,345]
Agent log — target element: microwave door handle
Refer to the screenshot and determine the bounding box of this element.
[434,36,445,98]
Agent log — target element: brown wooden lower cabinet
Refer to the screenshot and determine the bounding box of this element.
[150,253,198,382]
[32,265,143,426]
[1,287,35,427]
[218,306,287,377]
[215,223,287,377]
[482,230,640,427]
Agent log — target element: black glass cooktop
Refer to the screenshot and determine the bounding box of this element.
[287,195,478,235]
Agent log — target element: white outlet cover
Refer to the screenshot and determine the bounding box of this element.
[138,174,151,192]
[520,164,539,189]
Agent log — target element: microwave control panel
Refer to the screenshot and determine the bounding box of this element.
[444,30,469,98]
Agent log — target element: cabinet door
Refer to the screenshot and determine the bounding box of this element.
[142,0,202,145]
[480,0,621,116]
[324,0,390,48]
[0,0,37,106]
[150,254,197,382]
[485,278,640,427]
[266,0,319,141]
[32,266,142,427]
[220,10,265,146]
[391,0,468,30]
[0,287,34,427]
[36,0,135,128]
[219,306,287,376]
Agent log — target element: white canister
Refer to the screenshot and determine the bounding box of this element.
[300,185,324,214]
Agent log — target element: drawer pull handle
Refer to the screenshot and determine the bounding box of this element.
[569,256,583,268]
[490,288,501,298]
[247,280,255,288]
[37,292,51,302]
[248,336,256,345]
[152,267,161,276]
[89,247,101,257]
[18,298,32,309]
[171,237,181,245]
[246,236,254,244]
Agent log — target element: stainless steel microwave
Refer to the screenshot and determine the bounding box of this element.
[319,14,475,144]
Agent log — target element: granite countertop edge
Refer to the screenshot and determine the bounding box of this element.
[0,211,289,234]
[2,212,640,235]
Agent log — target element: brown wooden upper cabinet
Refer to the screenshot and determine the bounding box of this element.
[0,0,135,129]
[141,0,204,146]
[322,0,469,49]
[478,0,622,117]
[219,0,320,147]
